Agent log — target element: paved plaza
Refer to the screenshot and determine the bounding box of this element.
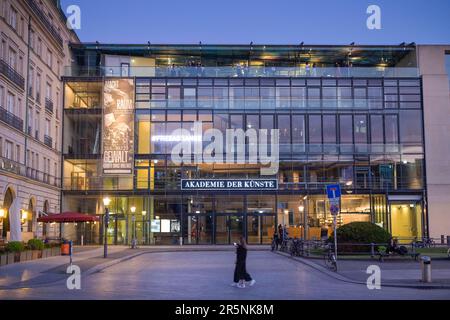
[0,247,450,300]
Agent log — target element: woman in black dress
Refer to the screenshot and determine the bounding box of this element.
[232,236,255,288]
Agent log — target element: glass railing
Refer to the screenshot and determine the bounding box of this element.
[133,98,419,110]
[65,66,419,78]
[62,175,423,192]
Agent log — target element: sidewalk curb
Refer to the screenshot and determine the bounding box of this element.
[274,251,450,290]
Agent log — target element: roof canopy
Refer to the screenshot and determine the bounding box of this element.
[37,212,99,223]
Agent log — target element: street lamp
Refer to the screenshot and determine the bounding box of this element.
[103,197,111,258]
[299,195,308,241]
[142,210,148,244]
[130,206,137,249]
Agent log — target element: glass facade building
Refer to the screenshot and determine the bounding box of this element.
[61,44,426,245]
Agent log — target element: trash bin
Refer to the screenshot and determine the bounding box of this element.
[420,256,432,283]
[61,240,71,256]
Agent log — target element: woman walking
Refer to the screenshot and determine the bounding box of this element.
[232,236,255,288]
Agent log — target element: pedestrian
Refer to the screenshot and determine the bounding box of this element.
[232,236,255,288]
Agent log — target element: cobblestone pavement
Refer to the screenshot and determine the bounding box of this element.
[1,250,450,299]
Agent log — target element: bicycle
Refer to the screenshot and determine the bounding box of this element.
[271,237,279,251]
[280,237,290,253]
[290,238,304,257]
[414,237,436,248]
[324,244,337,272]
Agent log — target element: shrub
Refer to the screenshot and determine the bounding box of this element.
[27,239,45,250]
[330,222,391,253]
[6,241,25,252]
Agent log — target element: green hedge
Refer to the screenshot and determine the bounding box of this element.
[27,239,45,250]
[330,222,391,253]
[6,241,25,252]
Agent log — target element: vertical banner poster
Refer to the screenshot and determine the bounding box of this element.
[103,79,135,175]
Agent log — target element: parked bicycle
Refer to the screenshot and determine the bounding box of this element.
[289,238,304,257]
[280,237,291,253]
[324,244,337,272]
[414,237,436,248]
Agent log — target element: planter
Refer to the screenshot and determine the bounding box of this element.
[52,247,60,256]
[7,253,15,264]
[42,248,51,258]
[0,254,7,266]
[20,251,28,262]
[26,250,33,261]
[31,250,41,260]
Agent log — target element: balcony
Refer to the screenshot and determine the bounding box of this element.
[45,98,54,113]
[0,106,24,131]
[25,0,63,48]
[64,66,420,78]
[0,59,25,89]
[0,156,60,187]
[44,135,53,148]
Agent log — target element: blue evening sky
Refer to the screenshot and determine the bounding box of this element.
[60,0,450,44]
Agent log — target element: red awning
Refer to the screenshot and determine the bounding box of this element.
[37,212,100,223]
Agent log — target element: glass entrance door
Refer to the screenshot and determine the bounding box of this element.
[187,215,213,244]
[390,202,423,242]
[215,215,244,244]
[247,215,276,244]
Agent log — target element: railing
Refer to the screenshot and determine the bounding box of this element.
[64,66,420,78]
[130,98,420,111]
[25,0,63,48]
[45,98,54,113]
[44,135,53,148]
[0,59,25,89]
[0,156,60,187]
[0,106,24,131]
[62,174,423,192]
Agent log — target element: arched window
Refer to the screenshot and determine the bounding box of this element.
[2,188,15,238]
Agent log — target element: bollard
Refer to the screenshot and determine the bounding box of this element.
[420,256,432,283]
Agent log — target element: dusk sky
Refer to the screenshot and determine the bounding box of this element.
[59,0,450,44]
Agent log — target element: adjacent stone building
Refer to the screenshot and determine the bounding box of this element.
[0,0,78,241]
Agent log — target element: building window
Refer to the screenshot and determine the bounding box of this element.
[28,67,34,97]
[36,73,41,102]
[8,47,16,70]
[30,29,35,50]
[400,110,423,143]
[9,6,17,30]
[45,118,50,136]
[35,110,40,139]
[46,83,52,100]
[6,92,14,114]
[37,38,42,57]
[5,140,13,159]
[46,50,52,68]
[0,85,4,107]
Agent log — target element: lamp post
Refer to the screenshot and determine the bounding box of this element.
[142,210,147,245]
[302,196,308,241]
[103,197,111,258]
[298,205,305,240]
[130,206,136,249]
